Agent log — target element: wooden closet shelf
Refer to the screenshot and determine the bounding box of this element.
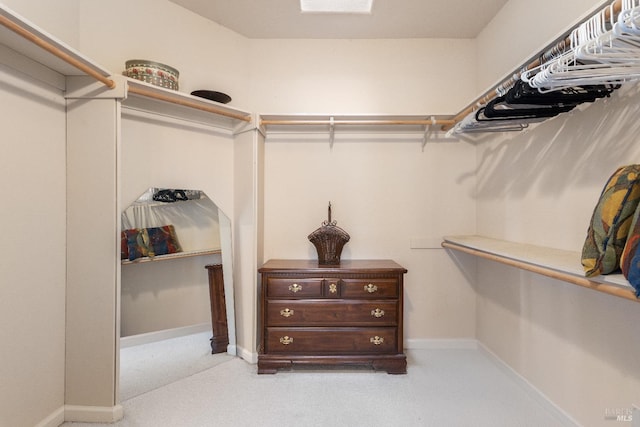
[125,78,252,124]
[0,5,113,85]
[121,248,222,265]
[442,235,639,303]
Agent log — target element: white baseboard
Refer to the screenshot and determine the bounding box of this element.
[237,345,258,364]
[405,338,479,350]
[64,404,124,423]
[226,343,237,355]
[478,343,581,427]
[120,323,211,348]
[35,406,64,427]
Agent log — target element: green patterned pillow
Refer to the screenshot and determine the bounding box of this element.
[620,203,640,297]
[125,228,151,261]
[582,165,640,277]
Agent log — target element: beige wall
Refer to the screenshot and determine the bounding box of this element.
[1,0,80,49]
[120,256,217,336]
[0,61,67,427]
[475,0,604,97]
[65,92,122,413]
[249,38,475,114]
[472,84,640,427]
[471,2,640,425]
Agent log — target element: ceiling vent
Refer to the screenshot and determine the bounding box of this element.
[300,0,373,14]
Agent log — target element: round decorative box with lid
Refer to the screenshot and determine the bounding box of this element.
[124,59,179,90]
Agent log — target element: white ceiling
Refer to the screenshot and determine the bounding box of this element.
[169,0,509,39]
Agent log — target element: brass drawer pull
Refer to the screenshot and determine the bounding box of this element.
[279,308,294,318]
[288,283,302,293]
[370,336,384,345]
[371,308,385,318]
[280,336,294,345]
[364,283,378,293]
[329,283,337,293]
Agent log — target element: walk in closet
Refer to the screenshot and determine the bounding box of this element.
[2,0,640,426]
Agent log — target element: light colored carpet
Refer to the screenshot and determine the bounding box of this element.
[119,331,234,401]
[63,344,574,427]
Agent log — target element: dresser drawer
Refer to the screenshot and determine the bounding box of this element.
[266,300,398,326]
[341,278,398,298]
[265,327,398,354]
[266,277,323,298]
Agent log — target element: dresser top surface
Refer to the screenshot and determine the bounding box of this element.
[259,259,407,273]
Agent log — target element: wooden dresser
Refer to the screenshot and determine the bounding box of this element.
[257,259,407,374]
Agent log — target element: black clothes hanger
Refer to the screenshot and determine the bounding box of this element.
[505,79,618,106]
[480,79,618,121]
[479,98,574,121]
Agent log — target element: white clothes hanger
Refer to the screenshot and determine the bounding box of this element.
[522,0,640,91]
[578,4,640,63]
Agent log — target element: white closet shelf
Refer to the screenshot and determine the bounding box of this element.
[0,5,113,84]
[442,235,639,303]
[121,248,222,265]
[124,77,252,131]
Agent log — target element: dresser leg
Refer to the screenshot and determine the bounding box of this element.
[210,336,228,354]
[257,358,292,374]
[373,357,407,374]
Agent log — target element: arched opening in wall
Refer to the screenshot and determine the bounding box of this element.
[118,187,236,400]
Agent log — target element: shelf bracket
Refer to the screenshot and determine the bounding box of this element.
[421,125,430,151]
[421,116,437,151]
[329,116,335,148]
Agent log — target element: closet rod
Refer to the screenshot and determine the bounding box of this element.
[442,241,639,303]
[128,85,252,122]
[260,118,456,127]
[0,14,116,89]
[442,0,623,131]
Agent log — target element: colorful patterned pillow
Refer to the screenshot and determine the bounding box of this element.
[146,225,182,257]
[124,228,151,261]
[582,165,640,277]
[121,231,129,260]
[621,204,640,297]
[123,225,182,261]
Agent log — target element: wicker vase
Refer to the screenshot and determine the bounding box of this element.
[308,203,350,265]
